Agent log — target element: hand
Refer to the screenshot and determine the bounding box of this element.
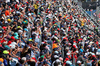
[4,34,7,37]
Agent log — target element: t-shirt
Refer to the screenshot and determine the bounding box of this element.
[5,10,10,16]
[92,61,96,66]
[33,4,39,9]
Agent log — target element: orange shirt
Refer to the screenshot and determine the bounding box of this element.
[5,10,10,16]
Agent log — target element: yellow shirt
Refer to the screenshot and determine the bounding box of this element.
[81,21,84,26]
[33,4,39,9]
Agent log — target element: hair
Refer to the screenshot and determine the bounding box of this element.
[19,59,24,64]
[39,57,43,62]
[22,45,28,54]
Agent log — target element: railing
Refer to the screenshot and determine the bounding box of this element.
[78,5,99,27]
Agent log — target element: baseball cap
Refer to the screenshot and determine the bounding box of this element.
[77,61,81,64]
[0,58,3,62]
[14,36,19,39]
[24,28,28,32]
[14,32,19,36]
[7,19,11,22]
[2,26,7,30]
[11,36,15,40]
[41,55,44,58]
[3,50,9,54]
[66,61,72,65]
[66,53,70,55]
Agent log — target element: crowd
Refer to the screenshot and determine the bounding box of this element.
[0,0,100,66]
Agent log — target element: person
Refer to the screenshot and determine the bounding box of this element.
[33,1,39,15]
[92,58,98,66]
[77,61,81,66]
[0,0,100,66]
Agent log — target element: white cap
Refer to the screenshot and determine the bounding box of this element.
[91,53,95,55]
[20,42,25,46]
[66,53,70,55]
[77,61,81,64]
[54,55,59,58]
[28,13,31,16]
[66,61,72,65]
[96,52,100,55]
[18,30,23,34]
[76,51,79,53]
[56,59,61,63]
[22,57,26,61]
[85,53,88,56]
[54,51,59,54]
[88,45,91,47]
[10,45,15,49]
[66,47,69,50]
[10,42,17,45]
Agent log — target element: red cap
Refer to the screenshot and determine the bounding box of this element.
[7,41,12,45]
[36,1,39,3]
[47,9,49,11]
[73,45,76,48]
[26,2,28,4]
[57,28,60,30]
[55,33,57,36]
[11,9,14,12]
[92,55,96,57]
[22,5,25,7]
[2,26,7,30]
[18,57,21,60]
[49,11,51,14]
[1,39,6,43]
[32,57,37,62]
[11,36,15,40]
[63,37,68,41]
[65,58,69,61]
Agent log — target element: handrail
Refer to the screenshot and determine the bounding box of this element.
[78,5,99,27]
